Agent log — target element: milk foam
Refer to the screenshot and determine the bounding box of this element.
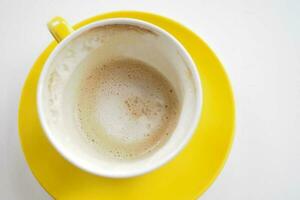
[76,58,179,159]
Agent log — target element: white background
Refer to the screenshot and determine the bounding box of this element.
[1,0,299,199]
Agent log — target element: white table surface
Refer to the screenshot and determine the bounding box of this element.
[1,0,299,199]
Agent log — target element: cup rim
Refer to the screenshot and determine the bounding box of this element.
[37,18,202,178]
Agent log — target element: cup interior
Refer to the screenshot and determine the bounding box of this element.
[38,19,202,177]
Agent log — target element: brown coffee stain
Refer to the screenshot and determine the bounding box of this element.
[177,51,198,94]
[88,24,158,36]
[124,96,164,119]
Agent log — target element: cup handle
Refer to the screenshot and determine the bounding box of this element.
[47,16,74,43]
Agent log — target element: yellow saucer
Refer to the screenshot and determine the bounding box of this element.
[18,11,235,200]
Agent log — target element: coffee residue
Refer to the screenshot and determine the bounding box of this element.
[76,58,179,160]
